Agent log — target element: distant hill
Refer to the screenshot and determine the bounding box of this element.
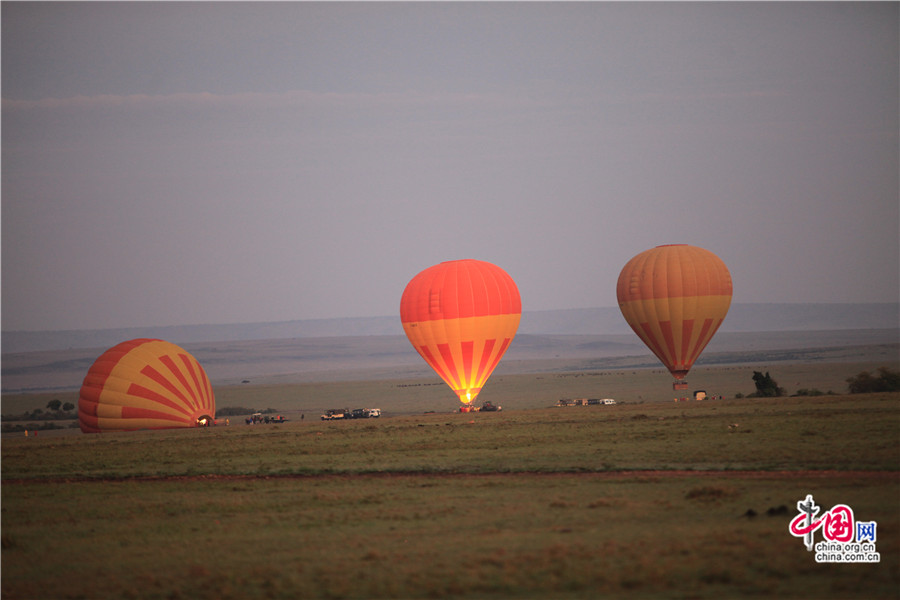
[520,303,900,336]
[2,303,898,354]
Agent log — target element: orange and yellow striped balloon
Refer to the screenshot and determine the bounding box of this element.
[401,260,521,405]
[617,245,733,382]
[79,339,216,433]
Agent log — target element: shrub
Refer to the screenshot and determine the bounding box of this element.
[1,422,65,434]
[847,367,900,394]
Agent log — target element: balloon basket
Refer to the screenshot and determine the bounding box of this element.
[673,381,689,391]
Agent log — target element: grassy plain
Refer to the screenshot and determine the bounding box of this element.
[2,391,899,600]
[4,358,895,421]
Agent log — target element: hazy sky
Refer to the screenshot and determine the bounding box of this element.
[3,2,898,332]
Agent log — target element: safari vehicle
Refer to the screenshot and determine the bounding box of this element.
[321,408,349,421]
[479,401,502,412]
[350,408,382,419]
[250,412,288,424]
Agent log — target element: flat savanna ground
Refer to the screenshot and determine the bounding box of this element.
[3,353,898,421]
[2,381,899,599]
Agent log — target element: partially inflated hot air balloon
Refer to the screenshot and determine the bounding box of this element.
[79,339,216,433]
[617,245,732,389]
[401,259,521,406]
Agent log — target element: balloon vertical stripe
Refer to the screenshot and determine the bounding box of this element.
[660,321,677,368]
[141,365,192,410]
[193,357,213,412]
[680,319,695,363]
[437,343,461,390]
[126,383,193,417]
[689,318,716,364]
[461,341,474,390]
[121,406,190,423]
[475,338,497,384]
[187,355,207,410]
[420,345,458,392]
[488,338,512,379]
[158,356,196,407]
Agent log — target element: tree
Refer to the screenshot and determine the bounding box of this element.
[847,370,875,394]
[46,399,62,411]
[847,367,900,393]
[62,402,75,412]
[878,367,900,391]
[751,371,785,397]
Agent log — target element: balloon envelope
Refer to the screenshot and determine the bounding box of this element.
[79,338,216,433]
[616,244,732,381]
[401,259,521,405]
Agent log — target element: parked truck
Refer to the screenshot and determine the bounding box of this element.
[321,408,350,421]
[350,408,382,419]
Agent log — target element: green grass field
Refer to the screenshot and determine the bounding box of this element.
[3,388,898,599]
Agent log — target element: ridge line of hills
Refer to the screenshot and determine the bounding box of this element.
[2,302,898,355]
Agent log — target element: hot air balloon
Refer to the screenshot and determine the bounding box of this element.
[78,338,215,433]
[401,259,521,406]
[616,244,732,389]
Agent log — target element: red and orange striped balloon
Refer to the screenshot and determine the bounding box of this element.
[617,245,732,383]
[79,339,216,433]
[401,260,521,405]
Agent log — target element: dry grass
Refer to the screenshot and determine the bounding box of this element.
[2,392,899,599]
[2,473,897,599]
[4,394,899,479]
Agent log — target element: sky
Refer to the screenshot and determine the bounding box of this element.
[2,2,898,332]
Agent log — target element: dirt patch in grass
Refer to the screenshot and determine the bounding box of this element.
[4,469,897,486]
